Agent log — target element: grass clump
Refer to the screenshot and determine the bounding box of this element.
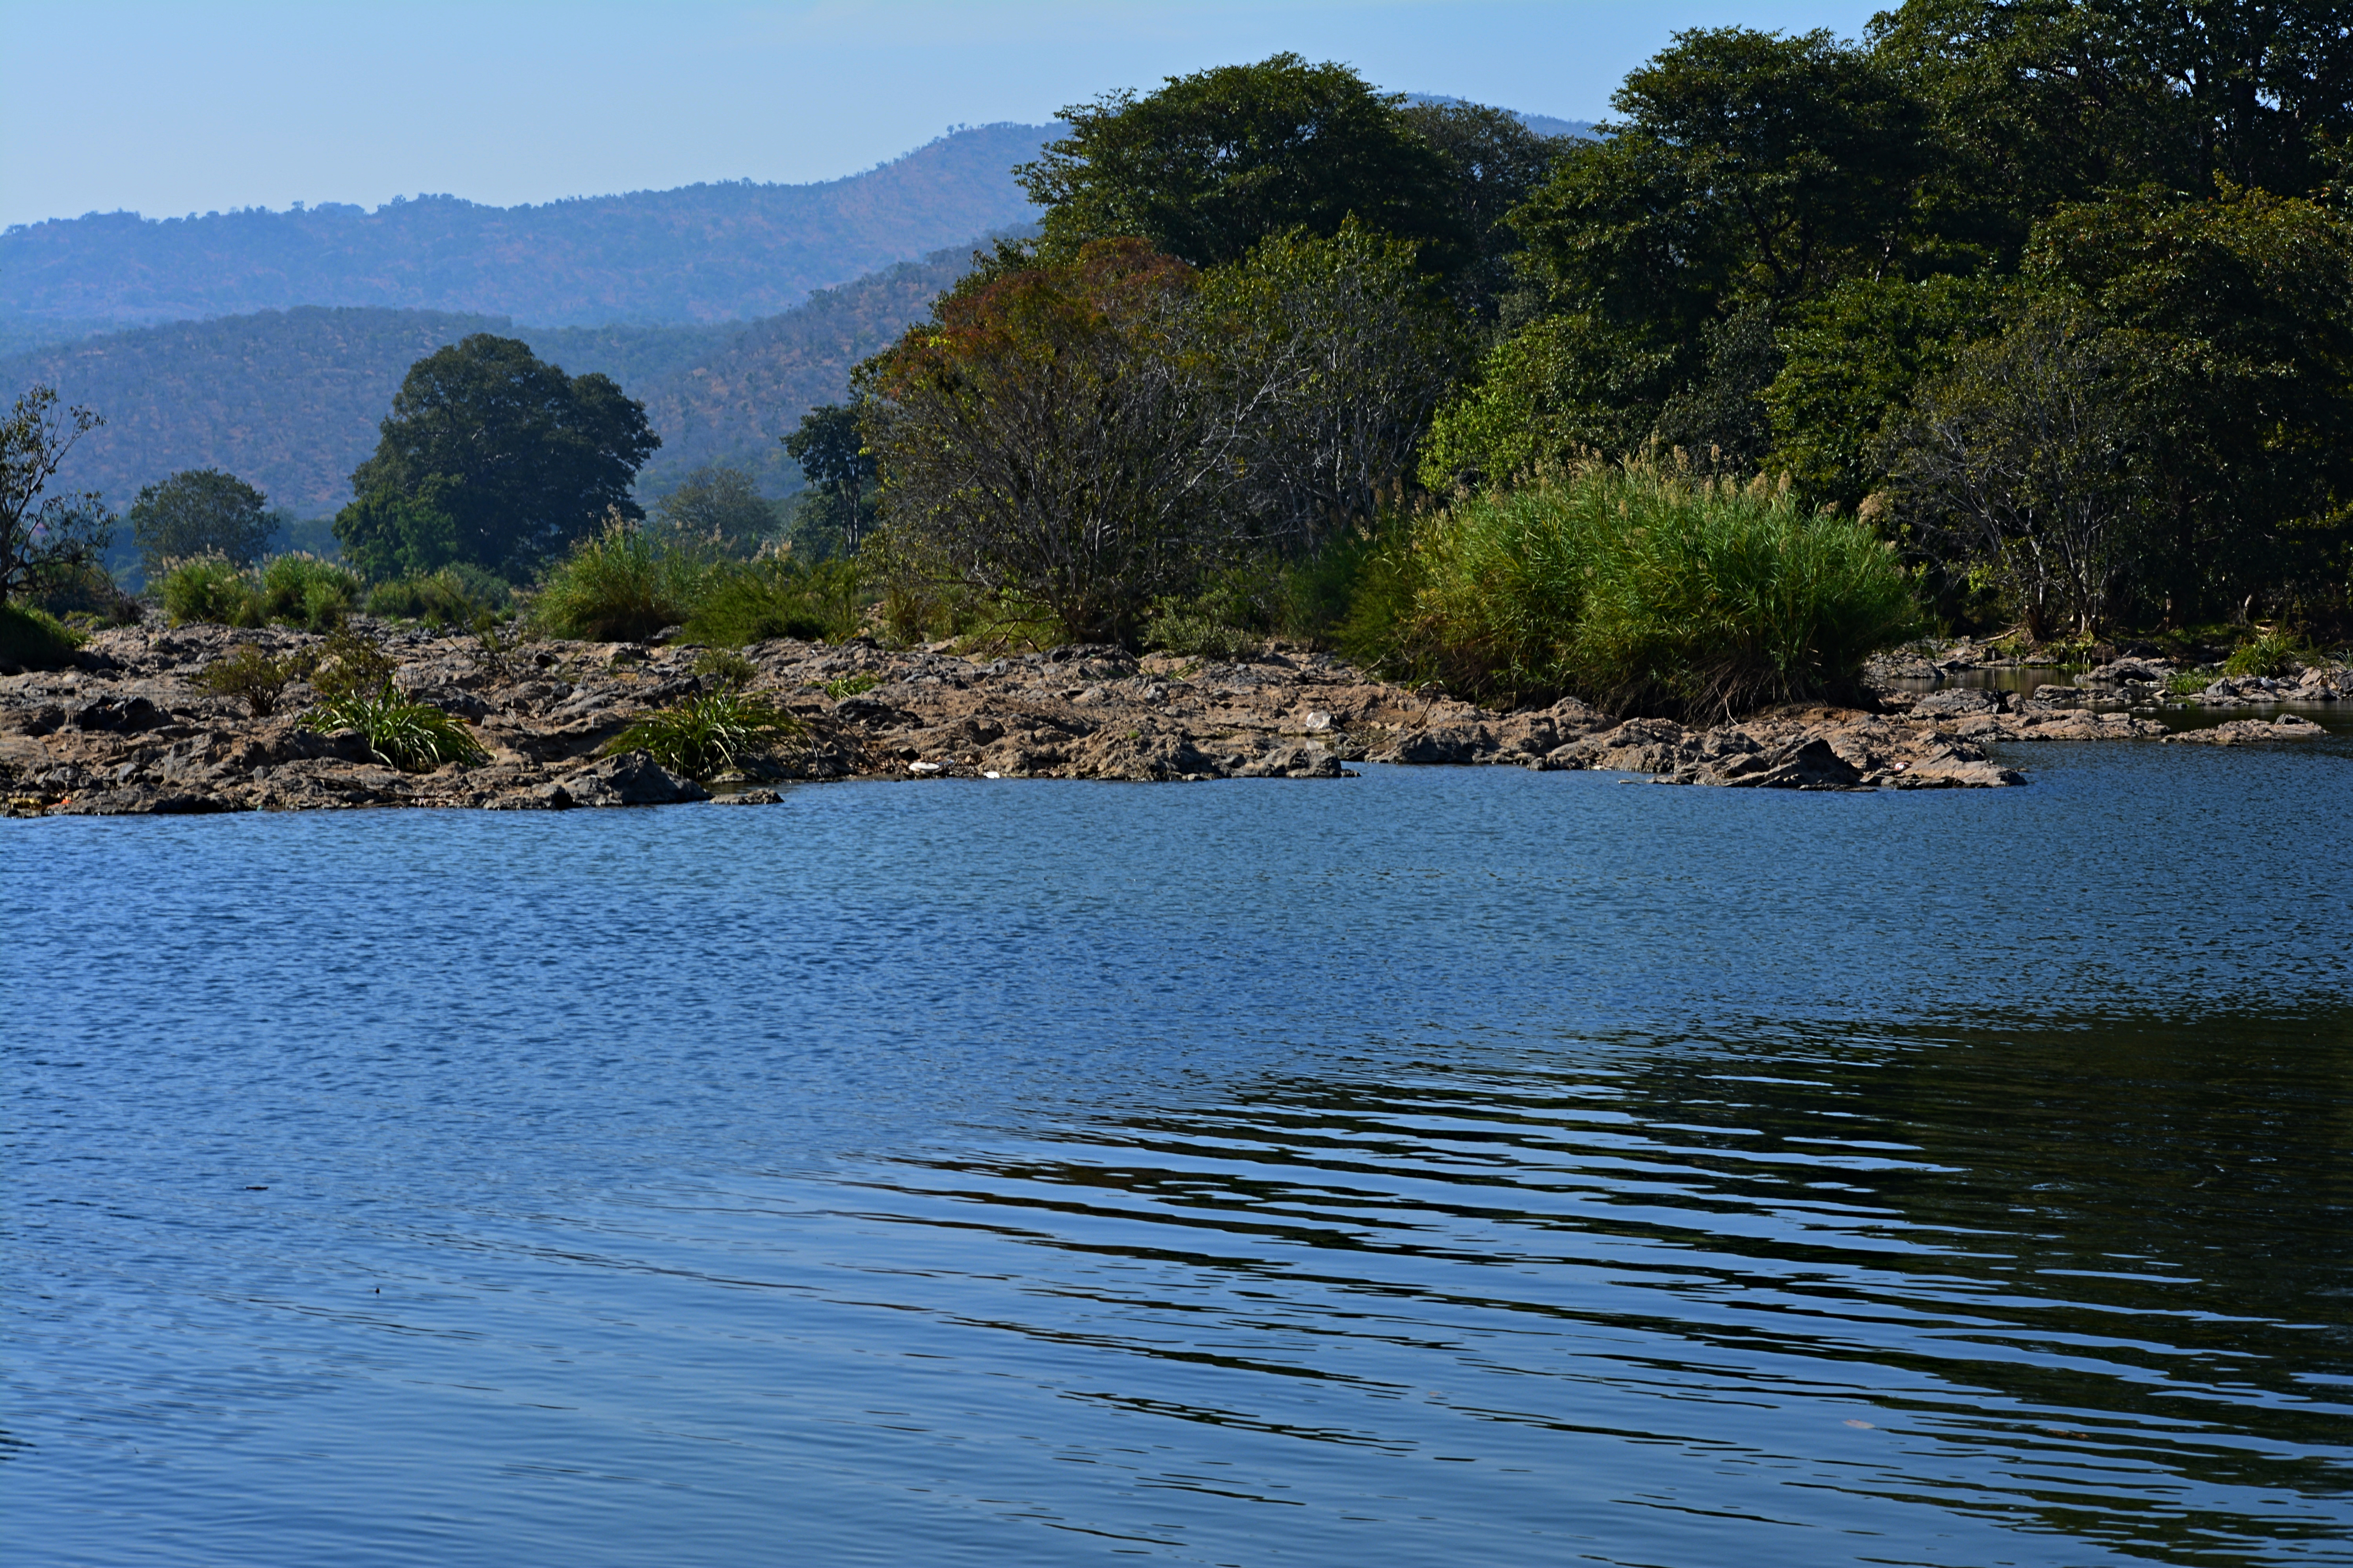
[692,648,757,688]
[1366,460,1921,716]
[604,689,804,781]
[2222,628,2302,678]
[160,552,359,631]
[681,556,865,647]
[532,520,712,642]
[821,671,880,700]
[198,645,298,716]
[303,689,488,772]
[0,602,84,670]
[159,554,256,626]
[255,554,361,630]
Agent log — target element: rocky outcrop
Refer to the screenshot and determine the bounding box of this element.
[3,620,2339,818]
[2158,715,2328,745]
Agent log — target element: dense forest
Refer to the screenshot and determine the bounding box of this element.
[0,241,989,513]
[0,124,1050,331]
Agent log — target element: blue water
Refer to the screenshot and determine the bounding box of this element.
[7,738,2351,1566]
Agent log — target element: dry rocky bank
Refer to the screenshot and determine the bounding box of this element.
[2,624,2340,817]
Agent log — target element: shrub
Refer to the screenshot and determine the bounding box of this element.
[159,554,261,626]
[256,553,361,631]
[29,561,143,626]
[681,556,865,646]
[307,625,400,700]
[1376,460,1921,716]
[367,564,508,628]
[604,689,804,781]
[303,690,488,772]
[532,519,711,642]
[198,644,297,716]
[0,602,83,670]
[2223,628,2302,678]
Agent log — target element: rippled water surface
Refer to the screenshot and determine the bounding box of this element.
[7,735,2351,1566]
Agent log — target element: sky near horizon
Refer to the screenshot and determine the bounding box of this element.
[1,1,1886,231]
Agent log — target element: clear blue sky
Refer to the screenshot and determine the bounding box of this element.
[1,1,1886,231]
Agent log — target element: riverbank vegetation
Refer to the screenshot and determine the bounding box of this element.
[10,7,2350,715]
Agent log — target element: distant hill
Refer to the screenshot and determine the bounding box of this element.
[0,242,988,516]
[0,123,1049,330]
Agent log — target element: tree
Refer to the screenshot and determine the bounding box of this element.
[332,480,460,582]
[654,465,778,554]
[2028,184,2353,621]
[1195,221,1465,541]
[1,385,114,606]
[783,406,877,554]
[1889,306,2156,638]
[859,241,1229,643]
[128,467,273,577]
[1396,99,1575,321]
[1505,27,1935,461]
[340,334,660,577]
[1017,54,1469,276]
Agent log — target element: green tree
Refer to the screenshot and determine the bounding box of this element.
[1017,54,1469,275]
[1505,27,1935,464]
[782,405,877,555]
[654,464,778,554]
[340,334,660,577]
[1762,272,2011,510]
[128,467,273,577]
[860,240,1224,643]
[1,385,113,606]
[332,480,462,582]
[2026,182,2353,622]
[1396,99,1575,322]
[1197,220,1466,541]
[1887,304,2157,638]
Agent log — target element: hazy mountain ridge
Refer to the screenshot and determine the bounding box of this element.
[1,124,1049,330]
[0,243,987,514]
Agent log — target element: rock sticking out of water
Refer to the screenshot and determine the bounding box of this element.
[2159,715,2328,746]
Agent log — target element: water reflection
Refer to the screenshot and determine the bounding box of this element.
[865,1010,2352,1563]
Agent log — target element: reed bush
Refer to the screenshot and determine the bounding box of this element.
[681,557,865,647]
[534,520,713,642]
[159,554,259,627]
[1377,460,1921,716]
[256,554,361,631]
[367,564,509,629]
[2222,628,2303,678]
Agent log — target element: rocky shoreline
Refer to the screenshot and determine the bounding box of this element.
[2,624,2341,816]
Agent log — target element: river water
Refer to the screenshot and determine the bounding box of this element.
[7,730,2351,1566]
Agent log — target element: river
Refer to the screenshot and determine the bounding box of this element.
[6,730,2350,1566]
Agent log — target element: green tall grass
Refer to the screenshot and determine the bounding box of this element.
[532,521,714,642]
[683,557,865,646]
[160,552,359,632]
[1373,461,1921,716]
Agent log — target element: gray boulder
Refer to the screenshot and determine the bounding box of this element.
[557,750,711,807]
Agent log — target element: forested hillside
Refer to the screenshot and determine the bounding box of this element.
[0,243,987,512]
[0,124,1048,330]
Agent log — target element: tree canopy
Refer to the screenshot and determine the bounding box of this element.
[1,386,112,607]
[128,467,273,577]
[339,334,659,578]
[1017,55,1471,276]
